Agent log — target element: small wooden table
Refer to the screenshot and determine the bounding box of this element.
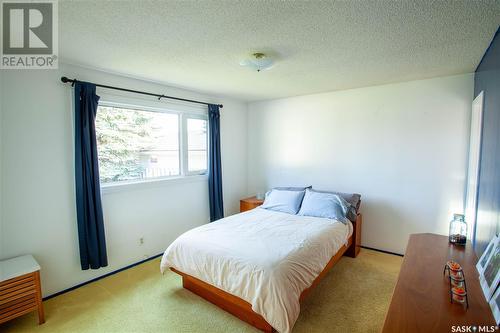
[0,255,45,325]
[382,233,495,333]
[240,196,264,212]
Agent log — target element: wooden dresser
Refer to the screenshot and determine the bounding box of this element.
[240,196,264,212]
[0,255,45,325]
[382,233,495,333]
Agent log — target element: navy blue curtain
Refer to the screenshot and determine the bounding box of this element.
[74,81,108,270]
[208,104,224,221]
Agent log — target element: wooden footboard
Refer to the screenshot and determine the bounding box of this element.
[171,213,362,332]
[172,267,273,332]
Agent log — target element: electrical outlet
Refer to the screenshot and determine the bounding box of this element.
[139,237,144,245]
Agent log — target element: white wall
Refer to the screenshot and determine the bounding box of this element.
[0,66,473,294]
[0,63,248,296]
[247,74,474,254]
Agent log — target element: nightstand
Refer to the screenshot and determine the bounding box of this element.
[240,196,264,212]
[0,255,45,325]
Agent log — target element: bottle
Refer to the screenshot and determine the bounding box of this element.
[449,214,467,245]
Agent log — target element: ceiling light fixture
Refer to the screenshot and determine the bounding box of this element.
[240,52,274,72]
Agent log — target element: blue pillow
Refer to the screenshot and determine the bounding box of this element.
[261,189,305,215]
[298,189,350,224]
[311,188,360,221]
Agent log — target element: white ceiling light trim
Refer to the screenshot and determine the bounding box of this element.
[240,52,274,72]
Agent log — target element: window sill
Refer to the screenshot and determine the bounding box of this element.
[100,174,208,194]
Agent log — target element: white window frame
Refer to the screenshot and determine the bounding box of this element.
[184,114,209,176]
[96,99,208,192]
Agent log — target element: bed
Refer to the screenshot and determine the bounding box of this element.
[160,206,362,333]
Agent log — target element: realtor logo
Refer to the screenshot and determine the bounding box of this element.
[1,0,58,69]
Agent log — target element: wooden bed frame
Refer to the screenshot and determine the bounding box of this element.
[170,213,362,332]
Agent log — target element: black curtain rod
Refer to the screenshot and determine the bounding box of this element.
[60,76,223,108]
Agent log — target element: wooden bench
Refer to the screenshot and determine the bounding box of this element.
[0,255,45,325]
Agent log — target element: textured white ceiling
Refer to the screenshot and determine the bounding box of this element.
[59,1,500,101]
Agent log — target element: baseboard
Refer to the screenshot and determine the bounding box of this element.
[43,253,163,301]
[361,245,404,257]
[43,246,401,301]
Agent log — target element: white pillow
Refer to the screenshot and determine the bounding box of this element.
[261,189,305,215]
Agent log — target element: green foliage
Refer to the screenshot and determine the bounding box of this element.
[95,106,153,183]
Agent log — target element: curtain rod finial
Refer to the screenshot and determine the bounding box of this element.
[61,76,69,83]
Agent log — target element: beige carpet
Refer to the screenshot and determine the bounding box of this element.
[1,249,402,333]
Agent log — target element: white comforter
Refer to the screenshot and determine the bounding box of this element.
[160,208,352,333]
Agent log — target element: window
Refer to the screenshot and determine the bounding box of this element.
[95,103,208,185]
[187,118,208,173]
